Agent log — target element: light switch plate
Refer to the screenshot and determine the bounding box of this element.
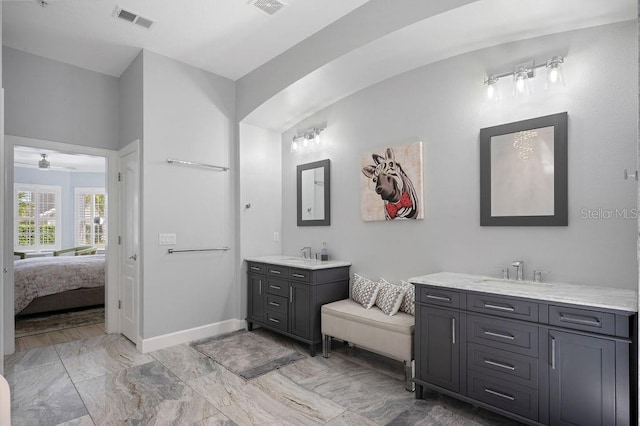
[159,233,177,245]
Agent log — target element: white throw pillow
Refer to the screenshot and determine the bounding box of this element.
[400,280,416,315]
[376,279,407,316]
[351,273,380,309]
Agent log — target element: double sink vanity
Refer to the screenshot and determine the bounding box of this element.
[410,272,638,426]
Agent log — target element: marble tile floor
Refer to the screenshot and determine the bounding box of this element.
[15,323,105,352]
[4,328,524,425]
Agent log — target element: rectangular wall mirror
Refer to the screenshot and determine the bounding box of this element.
[480,112,568,226]
[297,159,330,226]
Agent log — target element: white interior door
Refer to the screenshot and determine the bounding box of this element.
[119,141,139,344]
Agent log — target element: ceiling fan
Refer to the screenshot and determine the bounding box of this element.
[14,153,77,171]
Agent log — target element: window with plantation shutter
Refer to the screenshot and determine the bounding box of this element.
[75,188,107,247]
[15,184,62,252]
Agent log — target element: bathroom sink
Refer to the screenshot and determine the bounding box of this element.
[473,278,548,286]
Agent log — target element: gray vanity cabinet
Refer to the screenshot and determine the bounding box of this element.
[246,261,349,356]
[416,305,460,393]
[414,282,636,426]
[548,330,616,426]
[248,269,265,322]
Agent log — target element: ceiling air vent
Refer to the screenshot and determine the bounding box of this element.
[114,6,155,30]
[249,0,285,16]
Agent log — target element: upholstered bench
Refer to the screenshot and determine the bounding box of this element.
[321,298,415,391]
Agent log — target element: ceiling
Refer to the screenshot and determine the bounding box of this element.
[14,146,106,173]
[3,0,637,132]
[3,0,369,80]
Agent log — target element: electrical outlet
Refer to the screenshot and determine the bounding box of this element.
[273,231,279,242]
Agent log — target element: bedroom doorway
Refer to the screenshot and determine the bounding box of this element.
[3,135,120,354]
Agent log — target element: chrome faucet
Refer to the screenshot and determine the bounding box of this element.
[300,247,312,260]
[533,270,549,283]
[512,260,524,281]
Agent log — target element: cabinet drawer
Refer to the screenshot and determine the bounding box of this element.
[468,371,538,421]
[265,294,288,315]
[418,287,460,308]
[548,305,615,336]
[290,268,311,282]
[267,265,289,277]
[467,315,538,357]
[468,293,538,322]
[265,311,288,332]
[266,279,289,297]
[248,262,265,274]
[467,343,538,389]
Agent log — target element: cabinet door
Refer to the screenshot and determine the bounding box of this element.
[417,305,460,392]
[548,330,616,426]
[248,275,265,322]
[290,282,311,340]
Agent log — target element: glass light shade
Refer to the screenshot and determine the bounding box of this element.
[291,139,299,152]
[485,76,500,103]
[513,68,531,97]
[314,132,321,144]
[303,137,309,147]
[545,56,565,89]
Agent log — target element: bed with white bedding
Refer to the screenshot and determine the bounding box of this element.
[14,255,105,315]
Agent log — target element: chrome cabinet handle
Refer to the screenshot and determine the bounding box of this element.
[270,270,281,275]
[559,314,600,327]
[259,280,262,295]
[483,303,515,312]
[292,273,305,278]
[483,330,515,340]
[484,388,515,401]
[270,285,281,290]
[269,317,280,324]
[484,359,516,371]
[451,318,456,344]
[551,336,556,370]
[269,301,280,307]
[250,266,260,271]
[427,294,451,302]
[289,287,293,303]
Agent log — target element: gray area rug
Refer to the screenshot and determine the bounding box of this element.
[15,306,104,338]
[192,331,305,380]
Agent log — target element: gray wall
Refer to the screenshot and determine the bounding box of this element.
[142,51,236,338]
[119,52,143,149]
[281,21,639,289]
[3,47,119,150]
[14,167,105,248]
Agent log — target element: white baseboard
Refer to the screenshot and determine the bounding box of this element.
[139,318,246,353]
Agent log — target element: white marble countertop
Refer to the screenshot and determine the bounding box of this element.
[409,272,638,313]
[245,255,351,270]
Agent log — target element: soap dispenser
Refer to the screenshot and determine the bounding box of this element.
[320,242,329,261]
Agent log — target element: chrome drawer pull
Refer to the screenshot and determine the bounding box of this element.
[551,336,556,370]
[483,330,516,340]
[270,270,282,274]
[259,280,262,295]
[451,318,456,345]
[483,303,515,312]
[270,285,281,290]
[559,314,600,327]
[268,317,280,324]
[484,388,515,401]
[269,302,280,307]
[250,266,261,271]
[426,294,451,302]
[292,273,305,278]
[484,359,516,371]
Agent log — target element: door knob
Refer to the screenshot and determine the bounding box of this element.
[128,254,137,261]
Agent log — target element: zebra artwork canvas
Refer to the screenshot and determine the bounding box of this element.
[360,141,424,221]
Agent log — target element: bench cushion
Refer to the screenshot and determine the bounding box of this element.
[322,298,414,335]
[321,299,414,362]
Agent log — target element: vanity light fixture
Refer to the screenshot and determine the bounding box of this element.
[291,127,325,152]
[484,56,565,102]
